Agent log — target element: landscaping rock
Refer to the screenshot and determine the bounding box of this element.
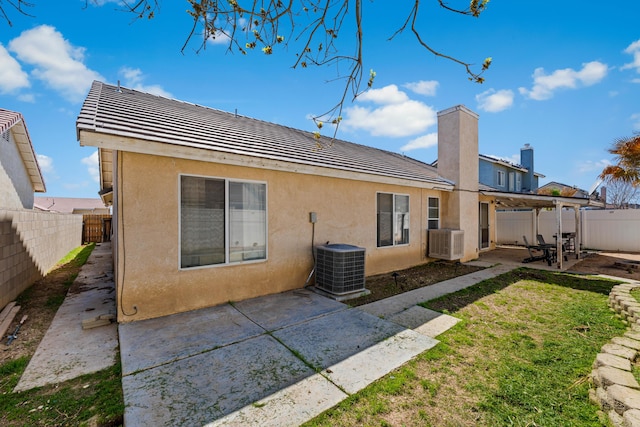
[613,337,640,351]
[624,409,640,427]
[608,385,640,415]
[626,331,640,341]
[594,353,633,371]
[602,343,638,361]
[595,366,640,390]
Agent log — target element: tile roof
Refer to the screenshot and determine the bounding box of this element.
[34,197,108,213]
[77,81,451,188]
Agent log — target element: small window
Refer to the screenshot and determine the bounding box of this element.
[180,175,267,268]
[508,172,515,191]
[377,193,409,247]
[515,174,522,192]
[497,170,506,187]
[427,197,439,230]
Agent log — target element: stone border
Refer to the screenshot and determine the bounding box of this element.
[590,282,640,426]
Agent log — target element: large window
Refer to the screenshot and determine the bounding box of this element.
[377,193,409,247]
[180,175,266,268]
[427,197,439,230]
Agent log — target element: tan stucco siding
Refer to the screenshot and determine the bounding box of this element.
[116,151,445,321]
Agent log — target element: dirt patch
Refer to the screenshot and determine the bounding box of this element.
[346,261,485,306]
[1,256,85,364]
[570,252,640,280]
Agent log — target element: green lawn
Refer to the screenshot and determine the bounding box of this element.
[305,269,625,427]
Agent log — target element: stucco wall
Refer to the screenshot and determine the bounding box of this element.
[0,209,83,309]
[0,129,34,209]
[115,151,449,321]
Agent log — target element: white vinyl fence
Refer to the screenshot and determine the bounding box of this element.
[497,209,640,253]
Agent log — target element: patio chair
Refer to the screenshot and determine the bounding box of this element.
[538,234,567,262]
[522,236,547,264]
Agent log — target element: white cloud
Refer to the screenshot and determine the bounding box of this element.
[0,44,29,93]
[36,154,54,174]
[633,78,640,84]
[357,84,409,105]
[119,67,172,98]
[577,159,610,173]
[81,150,100,183]
[622,39,640,73]
[518,61,608,100]
[403,80,439,97]
[17,93,35,103]
[632,113,640,130]
[476,89,514,113]
[400,133,437,152]
[342,84,437,137]
[8,25,103,103]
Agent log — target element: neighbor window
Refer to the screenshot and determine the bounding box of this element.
[427,197,439,230]
[497,170,506,187]
[377,193,409,247]
[515,174,522,192]
[508,172,515,191]
[180,175,267,268]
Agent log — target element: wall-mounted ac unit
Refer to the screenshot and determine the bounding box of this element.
[315,244,367,299]
[428,229,464,260]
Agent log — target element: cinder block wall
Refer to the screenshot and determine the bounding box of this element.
[0,209,82,309]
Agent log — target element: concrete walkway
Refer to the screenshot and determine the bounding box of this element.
[14,242,118,392]
[14,244,518,425]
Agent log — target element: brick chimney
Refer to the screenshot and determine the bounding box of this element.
[437,105,479,260]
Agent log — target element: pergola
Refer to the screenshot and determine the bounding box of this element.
[480,190,604,269]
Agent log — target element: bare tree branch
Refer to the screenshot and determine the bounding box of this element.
[0,0,34,26]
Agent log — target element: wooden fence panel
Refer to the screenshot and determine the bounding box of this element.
[82,214,112,243]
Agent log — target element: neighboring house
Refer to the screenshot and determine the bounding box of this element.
[433,143,545,194]
[76,81,495,322]
[34,196,110,214]
[0,109,46,209]
[537,181,591,199]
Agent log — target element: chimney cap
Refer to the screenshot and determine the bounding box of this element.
[522,143,532,149]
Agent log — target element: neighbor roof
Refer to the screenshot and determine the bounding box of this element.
[76,81,453,191]
[34,197,108,213]
[479,154,545,178]
[0,109,46,193]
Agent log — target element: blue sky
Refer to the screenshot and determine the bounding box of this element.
[1,1,639,198]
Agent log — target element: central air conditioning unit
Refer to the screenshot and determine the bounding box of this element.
[314,243,369,301]
[428,229,464,260]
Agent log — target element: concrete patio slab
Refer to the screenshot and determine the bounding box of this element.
[208,373,348,427]
[272,308,408,370]
[15,243,118,392]
[323,328,438,395]
[122,334,315,426]
[387,306,461,338]
[233,288,347,331]
[119,303,264,376]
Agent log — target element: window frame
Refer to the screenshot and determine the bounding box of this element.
[497,170,506,187]
[427,196,440,230]
[376,192,410,248]
[515,173,522,192]
[179,173,268,270]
